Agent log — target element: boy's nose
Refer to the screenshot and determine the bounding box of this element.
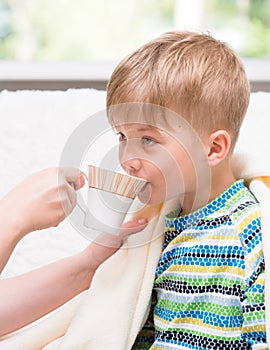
[119,138,143,175]
[121,157,142,175]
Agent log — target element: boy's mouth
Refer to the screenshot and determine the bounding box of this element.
[139,181,149,192]
[137,182,152,203]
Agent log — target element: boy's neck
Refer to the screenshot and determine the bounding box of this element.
[181,160,236,216]
[209,165,236,203]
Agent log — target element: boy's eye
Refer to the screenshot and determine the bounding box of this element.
[142,137,156,145]
[117,132,126,142]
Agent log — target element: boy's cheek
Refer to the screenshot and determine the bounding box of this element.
[162,167,185,200]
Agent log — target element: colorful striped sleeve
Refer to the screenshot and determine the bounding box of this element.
[236,202,267,347]
[241,270,266,347]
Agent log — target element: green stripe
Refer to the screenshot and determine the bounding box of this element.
[155,275,245,289]
[243,310,266,322]
[157,299,242,316]
[246,291,265,303]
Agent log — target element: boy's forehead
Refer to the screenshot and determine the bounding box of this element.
[107,102,206,147]
[107,102,182,132]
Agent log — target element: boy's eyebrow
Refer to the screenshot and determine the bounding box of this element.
[136,126,158,132]
[136,126,167,137]
[114,125,165,136]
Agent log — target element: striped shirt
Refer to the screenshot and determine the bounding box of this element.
[133,180,267,350]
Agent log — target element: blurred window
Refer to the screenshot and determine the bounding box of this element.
[0,0,269,61]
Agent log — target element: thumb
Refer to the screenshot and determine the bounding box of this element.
[61,168,85,190]
[119,218,148,240]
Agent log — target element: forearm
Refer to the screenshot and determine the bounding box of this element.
[0,198,24,273]
[0,218,147,337]
[0,250,96,336]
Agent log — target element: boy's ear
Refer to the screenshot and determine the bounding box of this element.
[206,130,231,167]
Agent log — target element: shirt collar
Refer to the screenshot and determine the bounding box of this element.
[164,179,245,232]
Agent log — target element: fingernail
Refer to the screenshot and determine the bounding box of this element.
[138,218,147,224]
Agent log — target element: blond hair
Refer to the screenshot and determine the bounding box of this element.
[107,31,250,148]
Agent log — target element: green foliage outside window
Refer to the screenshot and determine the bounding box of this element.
[0,0,269,61]
[206,0,270,57]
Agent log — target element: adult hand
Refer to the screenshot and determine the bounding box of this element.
[81,218,148,270]
[1,167,85,237]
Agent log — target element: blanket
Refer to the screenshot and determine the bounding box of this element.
[0,91,270,349]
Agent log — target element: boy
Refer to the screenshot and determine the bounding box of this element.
[106,31,267,349]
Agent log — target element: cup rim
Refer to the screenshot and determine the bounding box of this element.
[87,164,147,183]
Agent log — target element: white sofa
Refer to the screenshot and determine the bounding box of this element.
[1,88,270,278]
[0,88,108,277]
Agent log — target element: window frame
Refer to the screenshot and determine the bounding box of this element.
[0,59,269,92]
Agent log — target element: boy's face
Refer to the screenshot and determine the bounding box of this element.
[115,121,210,207]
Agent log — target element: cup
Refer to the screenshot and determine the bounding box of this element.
[77,165,147,235]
